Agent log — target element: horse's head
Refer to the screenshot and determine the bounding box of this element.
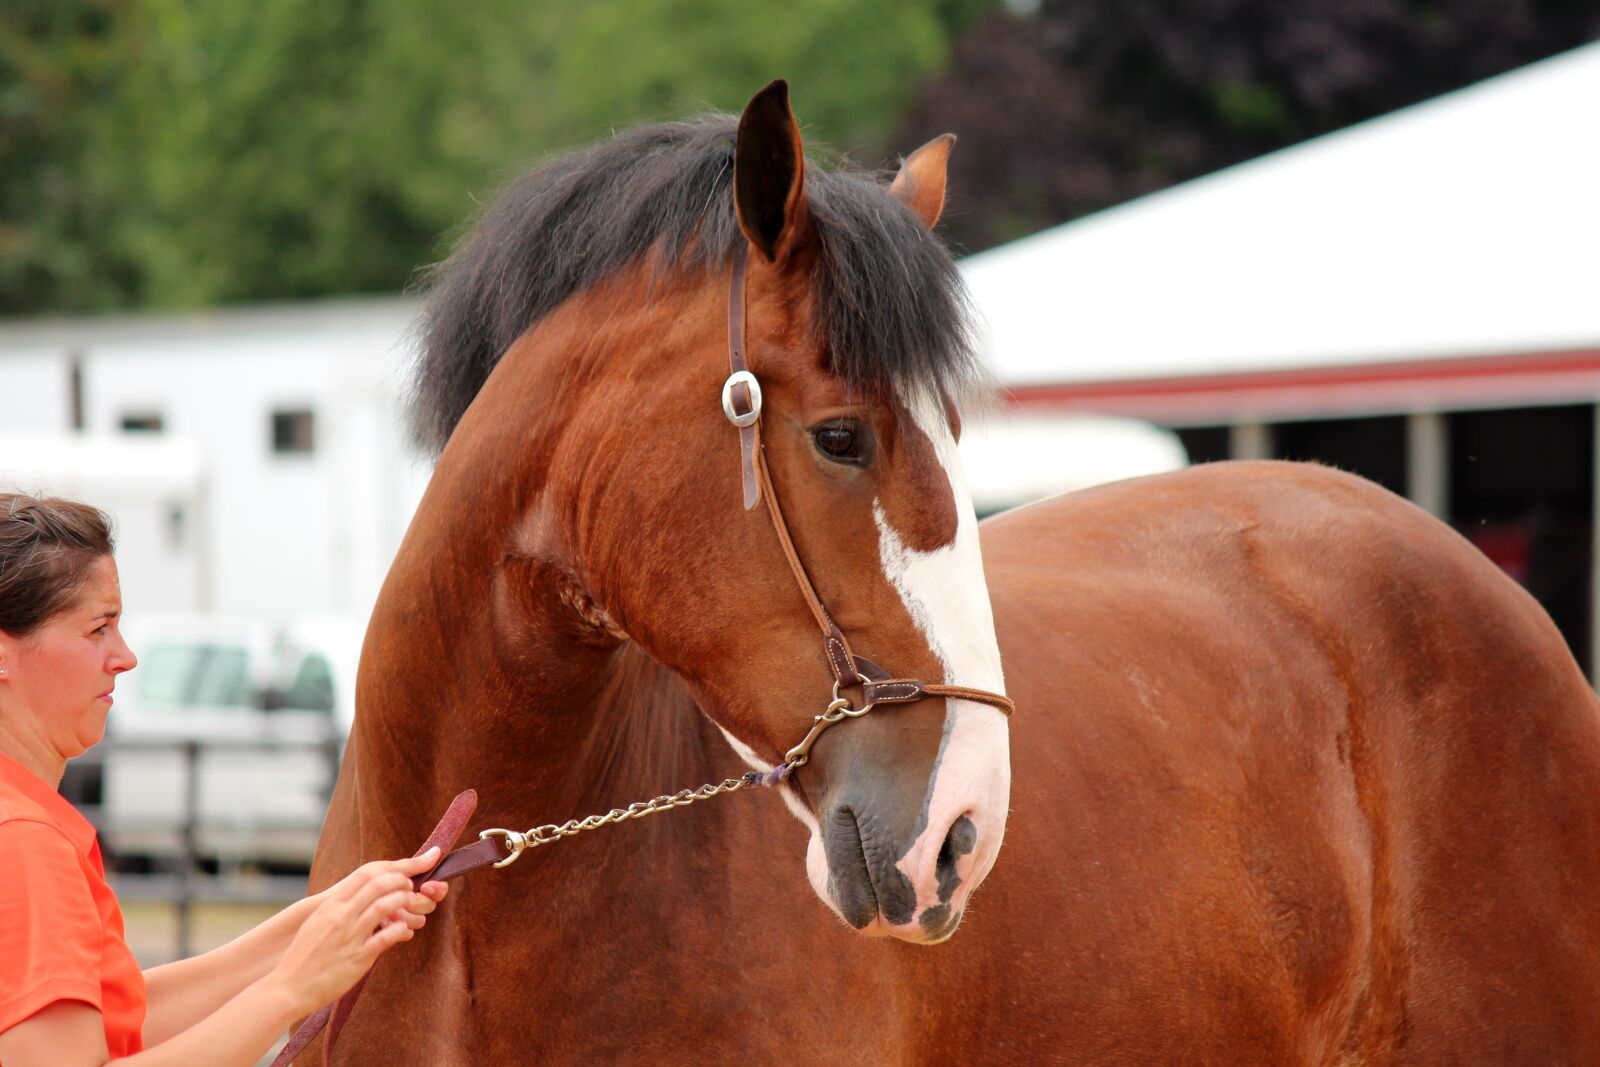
[416,82,1008,943]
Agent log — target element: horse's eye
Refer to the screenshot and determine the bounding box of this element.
[812,421,870,465]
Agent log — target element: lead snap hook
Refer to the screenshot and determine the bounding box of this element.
[479,827,528,869]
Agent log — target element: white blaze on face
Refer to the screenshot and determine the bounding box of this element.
[713,389,1011,934]
[872,389,1011,932]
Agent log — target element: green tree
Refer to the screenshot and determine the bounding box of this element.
[0,0,131,313]
[4,0,984,314]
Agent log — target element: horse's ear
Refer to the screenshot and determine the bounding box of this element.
[735,79,810,263]
[889,133,956,231]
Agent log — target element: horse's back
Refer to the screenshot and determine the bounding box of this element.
[971,460,1600,1063]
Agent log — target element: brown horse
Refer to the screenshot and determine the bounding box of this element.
[305,82,1600,1064]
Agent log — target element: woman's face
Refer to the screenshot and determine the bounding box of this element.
[0,556,138,760]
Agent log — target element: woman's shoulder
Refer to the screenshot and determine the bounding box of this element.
[0,789,54,829]
[0,758,98,855]
[0,765,88,865]
[0,770,63,832]
[0,817,97,940]
[0,812,80,857]
[0,817,99,929]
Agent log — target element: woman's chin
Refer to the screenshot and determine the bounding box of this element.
[76,709,110,750]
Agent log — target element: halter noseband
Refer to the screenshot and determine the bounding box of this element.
[721,244,1015,771]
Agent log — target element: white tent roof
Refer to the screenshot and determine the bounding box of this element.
[962,41,1600,388]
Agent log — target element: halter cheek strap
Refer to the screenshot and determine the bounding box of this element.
[720,243,1015,740]
[724,247,764,511]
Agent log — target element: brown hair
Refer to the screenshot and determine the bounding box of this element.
[0,492,115,636]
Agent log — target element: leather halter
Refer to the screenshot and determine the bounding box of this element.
[721,243,1014,761]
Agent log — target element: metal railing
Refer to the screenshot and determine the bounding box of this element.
[70,732,341,960]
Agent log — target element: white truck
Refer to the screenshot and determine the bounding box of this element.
[95,614,363,869]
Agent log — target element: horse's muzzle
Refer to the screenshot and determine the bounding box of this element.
[812,795,996,943]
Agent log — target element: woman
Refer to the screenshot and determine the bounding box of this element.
[0,492,447,1066]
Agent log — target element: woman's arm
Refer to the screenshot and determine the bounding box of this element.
[0,979,303,1067]
[0,850,445,1067]
[141,872,446,1045]
[139,892,319,1046]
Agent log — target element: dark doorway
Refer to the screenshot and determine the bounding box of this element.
[1172,425,1229,465]
[1272,415,1409,498]
[1450,405,1593,676]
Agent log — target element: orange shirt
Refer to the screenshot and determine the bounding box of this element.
[0,751,146,1058]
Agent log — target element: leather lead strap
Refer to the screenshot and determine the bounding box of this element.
[271,792,503,1067]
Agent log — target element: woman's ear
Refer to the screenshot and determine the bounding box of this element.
[734,79,812,264]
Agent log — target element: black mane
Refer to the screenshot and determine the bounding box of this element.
[410,115,978,454]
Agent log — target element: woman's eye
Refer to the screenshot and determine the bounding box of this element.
[812,422,870,465]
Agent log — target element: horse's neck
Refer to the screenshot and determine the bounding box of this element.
[540,642,726,814]
[350,530,722,854]
[346,316,736,852]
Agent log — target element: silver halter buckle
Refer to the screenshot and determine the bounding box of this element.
[721,370,763,428]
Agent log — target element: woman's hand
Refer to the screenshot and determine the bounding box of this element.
[371,861,450,933]
[267,849,450,1016]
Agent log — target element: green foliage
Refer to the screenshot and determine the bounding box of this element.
[0,0,129,313]
[2,0,981,314]
[1209,80,1289,136]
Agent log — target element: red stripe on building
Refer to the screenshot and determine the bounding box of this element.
[1005,348,1600,423]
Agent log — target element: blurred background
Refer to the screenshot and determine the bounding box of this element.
[3,0,1599,978]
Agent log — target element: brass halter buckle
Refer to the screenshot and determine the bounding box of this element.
[783,681,877,770]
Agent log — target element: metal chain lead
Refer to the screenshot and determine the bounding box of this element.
[477,682,876,870]
[478,773,764,869]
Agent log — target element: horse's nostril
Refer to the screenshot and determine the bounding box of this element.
[935,813,978,904]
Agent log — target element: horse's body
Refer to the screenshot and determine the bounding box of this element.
[304,87,1600,1064]
[310,459,1600,1064]
[976,462,1600,1062]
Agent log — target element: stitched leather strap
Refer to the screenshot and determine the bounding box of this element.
[271,792,504,1067]
[867,680,1015,716]
[727,245,863,692]
[752,438,846,647]
[727,247,762,511]
[843,655,1011,714]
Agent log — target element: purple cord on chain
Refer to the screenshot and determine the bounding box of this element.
[743,764,791,788]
